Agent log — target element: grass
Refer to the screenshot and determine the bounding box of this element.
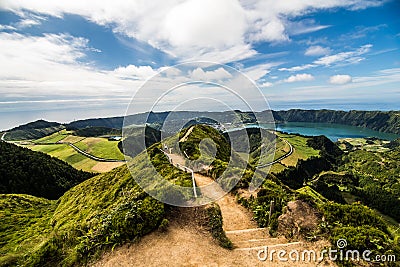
[0,142,194,266]
[33,130,68,144]
[74,137,124,160]
[296,186,328,206]
[24,133,125,172]
[26,144,98,172]
[337,137,391,153]
[61,135,85,144]
[276,132,320,167]
[268,163,286,174]
[0,194,57,265]
[0,158,169,266]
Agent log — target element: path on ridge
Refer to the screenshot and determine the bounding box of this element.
[166,152,261,240]
[93,150,335,267]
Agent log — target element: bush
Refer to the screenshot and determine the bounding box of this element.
[206,203,233,249]
[158,219,169,232]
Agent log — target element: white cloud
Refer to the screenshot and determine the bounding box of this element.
[112,65,158,80]
[163,0,246,48]
[329,74,352,84]
[0,0,385,63]
[305,46,331,56]
[248,17,289,42]
[284,73,314,83]
[189,67,232,81]
[17,18,41,28]
[0,24,16,30]
[240,63,280,81]
[280,44,373,72]
[260,82,273,88]
[286,19,331,36]
[279,64,315,72]
[314,44,372,66]
[0,32,146,98]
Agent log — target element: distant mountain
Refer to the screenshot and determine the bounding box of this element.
[73,126,121,137]
[0,141,93,199]
[72,109,400,134]
[5,109,400,141]
[273,109,400,134]
[5,119,64,140]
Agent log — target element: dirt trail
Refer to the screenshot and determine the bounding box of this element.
[179,126,194,142]
[92,208,335,267]
[93,150,337,266]
[194,172,257,231]
[167,152,257,231]
[168,153,186,166]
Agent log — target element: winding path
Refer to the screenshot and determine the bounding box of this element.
[164,151,278,250]
[1,132,6,142]
[257,138,293,168]
[65,142,126,163]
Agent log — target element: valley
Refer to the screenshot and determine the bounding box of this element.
[1,112,400,267]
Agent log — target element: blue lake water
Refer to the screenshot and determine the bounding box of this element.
[270,122,399,142]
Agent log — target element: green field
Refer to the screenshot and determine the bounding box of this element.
[276,132,320,167]
[337,137,391,152]
[24,131,125,172]
[74,137,124,160]
[32,129,74,144]
[26,144,99,172]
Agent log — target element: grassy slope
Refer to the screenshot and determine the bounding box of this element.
[74,137,124,160]
[27,144,98,172]
[1,138,194,266]
[257,133,320,174]
[25,131,124,172]
[33,131,68,144]
[276,132,320,166]
[0,165,165,266]
[0,194,57,265]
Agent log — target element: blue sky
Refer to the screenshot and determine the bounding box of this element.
[0,0,399,129]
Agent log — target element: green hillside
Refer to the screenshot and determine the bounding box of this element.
[26,143,101,173]
[0,137,196,266]
[0,142,93,199]
[4,120,65,141]
[74,137,124,160]
[0,194,57,266]
[2,123,400,266]
[0,166,164,267]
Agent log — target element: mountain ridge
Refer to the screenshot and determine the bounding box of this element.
[4,109,400,141]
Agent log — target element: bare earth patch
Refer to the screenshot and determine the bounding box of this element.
[91,162,125,173]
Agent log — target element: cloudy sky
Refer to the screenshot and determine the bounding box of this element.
[0,0,399,129]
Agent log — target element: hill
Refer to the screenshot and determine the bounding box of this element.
[2,124,400,266]
[73,126,121,137]
[0,167,164,267]
[273,109,400,134]
[0,141,93,199]
[119,126,161,158]
[4,120,64,141]
[5,109,400,142]
[68,109,400,134]
[0,136,196,266]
